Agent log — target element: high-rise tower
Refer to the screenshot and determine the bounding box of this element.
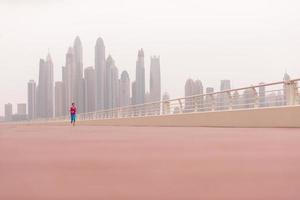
[36,54,54,118]
[120,71,130,107]
[219,79,231,110]
[65,47,76,107]
[4,103,13,121]
[55,81,66,117]
[135,49,145,104]
[27,80,36,120]
[105,55,113,109]
[84,67,96,112]
[185,79,195,112]
[95,37,106,111]
[73,36,84,110]
[149,56,161,102]
[111,64,119,108]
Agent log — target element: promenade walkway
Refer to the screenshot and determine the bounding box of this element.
[0,124,299,199]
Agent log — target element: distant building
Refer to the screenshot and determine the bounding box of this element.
[185,79,195,112]
[232,91,240,109]
[162,92,171,115]
[36,54,54,118]
[17,103,27,115]
[111,64,119,108]
[64,47,75,108]
[120,71,130,107]
[5,103,12,121]
[259,82,266,107]
[283,72,291,105]
[219,80,231,110]
[134,49,145,104]
[105,55,113,109]
[78,78,87,113]
[220,80,231,91]
[55,81,66,117]
[73,36,84,106]
[84,67,96,112]
[185,79,194,97]
[194,80,204,111]
[131,81,136,105]
[205,87,214,111]
[150,56,161,102]
[95,37,106,111]
[206,87,214,94]
[27,80,36,120]
[242,88,255,108]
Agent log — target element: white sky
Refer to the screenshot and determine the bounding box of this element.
[0,0,300,115]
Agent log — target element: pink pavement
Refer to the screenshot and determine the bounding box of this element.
[0,124,299,200]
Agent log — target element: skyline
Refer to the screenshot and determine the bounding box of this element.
[16,36,161,120]
[1,0,300,115]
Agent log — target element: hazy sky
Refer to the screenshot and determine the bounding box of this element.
[1,0,300,115]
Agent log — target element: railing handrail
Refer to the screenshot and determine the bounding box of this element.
[77,78,300,116]
[28,78,300,122]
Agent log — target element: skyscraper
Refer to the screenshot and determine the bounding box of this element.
[243,88,255,108]
[134,49,145,104]
[65,47,76,107]
[111,64,119,108]
[194,79,204,111]
[162,92,171,114]
[4,103,12,121]
[185,78,195,112]
[150,56,161,102]
[95,37,106,111]
[219,79,231,110]
[283,72,291,105]
[119,71,130,107]
[131,81,136,105]
[206,87,214,94]
[17,103,27,115]
[84,67,96,112]
[36,54,54,118]
[74,36,83,79]
[205,87,214,111]
[55,81,66,117]
[259,82,266,107]
[105,55,113,109]
[185,79,194,97]
[73,36,83,105]
[232,91,240,109]
[220,80,231,91]
[78,78,87,113]
[27,80,36,120]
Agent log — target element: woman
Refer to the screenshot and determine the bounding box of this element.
[70,103,77,126]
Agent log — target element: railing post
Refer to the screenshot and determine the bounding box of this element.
[285,80,298,105]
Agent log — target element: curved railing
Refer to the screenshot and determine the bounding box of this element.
[35,78,300,123]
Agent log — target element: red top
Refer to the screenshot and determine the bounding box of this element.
[70,106,77,115]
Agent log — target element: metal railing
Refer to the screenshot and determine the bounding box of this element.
[37,78,300,123]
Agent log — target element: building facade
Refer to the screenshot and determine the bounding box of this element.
[95,37,106,111]
[119,71,131,107]
[134,49,145,104]
[55,81,66,117]
[27,80,36,120]
[17,103,27,115]
[84,67,96,112]
[149,56,161,102]
[36,54,54,118]
[4,103,13,121]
